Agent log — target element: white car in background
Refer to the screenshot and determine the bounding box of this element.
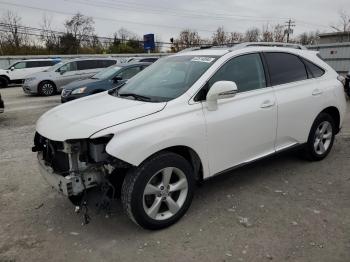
[23,58,117,96]
[33,43,347,229]
[0,59,60,88]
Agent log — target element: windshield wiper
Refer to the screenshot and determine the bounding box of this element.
[118,93,151,101]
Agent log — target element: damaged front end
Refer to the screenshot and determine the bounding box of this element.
[32,132,131,206]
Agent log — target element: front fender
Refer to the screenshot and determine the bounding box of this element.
[93,102,210,178]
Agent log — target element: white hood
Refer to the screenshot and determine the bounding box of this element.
[36,92,166,141]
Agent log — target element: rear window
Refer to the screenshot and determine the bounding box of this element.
[264,52,308,86]
[302,59,325,78]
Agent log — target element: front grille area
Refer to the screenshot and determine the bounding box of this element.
[34,132,70,174]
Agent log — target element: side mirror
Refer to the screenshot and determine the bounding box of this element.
[206,81,238,111]
[60,69,66,75]
[10,66,15,71]
[113,76,123,82]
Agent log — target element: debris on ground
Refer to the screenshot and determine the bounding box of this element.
[238,216,253,228]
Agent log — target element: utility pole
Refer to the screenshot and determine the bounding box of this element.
[285,19,295,43]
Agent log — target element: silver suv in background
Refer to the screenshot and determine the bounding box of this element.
[22,58,117,96]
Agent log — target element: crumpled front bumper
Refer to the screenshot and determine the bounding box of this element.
[37,152,103,197]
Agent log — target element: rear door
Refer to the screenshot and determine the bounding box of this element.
[264,52,326,151]
[55,61,79,88]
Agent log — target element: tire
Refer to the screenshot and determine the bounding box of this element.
[38,81,56,96]
[0,76,9,88]
[302,112,335,161]
[121,152,194,230]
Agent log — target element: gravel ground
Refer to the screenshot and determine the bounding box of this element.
[0,87,349,262]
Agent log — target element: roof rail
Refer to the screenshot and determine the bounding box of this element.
[230,42,307,50]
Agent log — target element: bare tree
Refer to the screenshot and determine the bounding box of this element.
[331,11,350,32]
[298,31,319,45]
[261,24,274,42]
[1,10,23,48]
[228,32,244,43]
[273,24,285,42]
[245,27,260,42]
[172,29,201,51]
[212,26,228,45]
[64,13,95,47]
[40,14,60,52]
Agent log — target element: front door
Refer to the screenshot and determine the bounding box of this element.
[203,53,277,175]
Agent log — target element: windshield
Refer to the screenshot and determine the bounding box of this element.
[92,66,122,79]
[115,55,218,102]
[44,61,65,72]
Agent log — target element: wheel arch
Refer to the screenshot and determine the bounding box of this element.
[155,146,204,182]
[0,75,10,82]
[320,106,341,134]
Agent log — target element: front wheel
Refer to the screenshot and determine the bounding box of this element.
[0,76,8,88]
[303,113,335,161]
[38,81,56,96]
[121,152,194,230]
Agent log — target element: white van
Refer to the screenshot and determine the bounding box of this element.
[0,59,60,87]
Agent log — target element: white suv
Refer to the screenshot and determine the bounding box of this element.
[0,59,59,87]
[33,43,347,229]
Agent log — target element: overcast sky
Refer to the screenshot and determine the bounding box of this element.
[0,0,349,43]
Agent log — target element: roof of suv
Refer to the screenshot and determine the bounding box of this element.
[176,42,309,57]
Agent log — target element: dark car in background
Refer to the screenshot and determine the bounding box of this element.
[61,62,151,103]
[346,70,350,96]
[0,91,4,113]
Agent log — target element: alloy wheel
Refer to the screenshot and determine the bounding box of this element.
[313,121,333,155]
[143,167,188,221]
[42,82,54,96]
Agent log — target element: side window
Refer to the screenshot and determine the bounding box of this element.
[100,60,116,68]
[118,67,141,79]
[26,61,53,68]
[302,59,325,78]
[77,60,96,70]
[264,52,308,85]
[208,53,266,93]
[59,62,77,72]
[13,62,26,69]
[39,61,56,67]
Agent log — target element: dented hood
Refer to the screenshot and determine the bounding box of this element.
[36,92,166,141]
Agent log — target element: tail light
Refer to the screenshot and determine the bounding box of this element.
[337,75,346,86]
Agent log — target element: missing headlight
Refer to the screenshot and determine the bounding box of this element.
[88,135,113,163]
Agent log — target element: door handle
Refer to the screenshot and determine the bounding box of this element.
[312,89,323,96]
[260,100,275,109]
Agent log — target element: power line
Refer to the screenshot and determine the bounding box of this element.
[0,22,173,46]
[0,1,217,33]
[70,0,331,29]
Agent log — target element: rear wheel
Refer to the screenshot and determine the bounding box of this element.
[0,76,9,88]
[38,81,56,96]
[121,152,194,230]
[303,113,335,161]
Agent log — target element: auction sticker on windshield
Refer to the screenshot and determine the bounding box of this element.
[191,57,216,63]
